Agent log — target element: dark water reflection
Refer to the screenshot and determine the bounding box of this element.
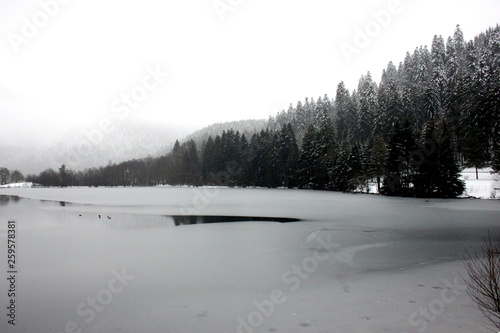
[0,195,300,230]
[0,194,22,205]
[0,195,174,230]
[172,215,300,225]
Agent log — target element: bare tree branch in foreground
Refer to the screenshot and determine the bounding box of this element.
[464,233,500,331]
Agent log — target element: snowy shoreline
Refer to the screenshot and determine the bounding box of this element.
[2,167,498,199]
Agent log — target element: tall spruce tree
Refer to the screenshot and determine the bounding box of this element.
[414,119,464,197]
[431,35,447,117]
[329,142,351,192]
[297,124,318,189]
[347,143,364,191]
[375,62,402,138]
[371,136,388,194]
[278,123,299,188]
[358,72,378,141]
[381,119,416,196]
[201,136,215,183]
[334,82,352,142]
[460,44,492,177]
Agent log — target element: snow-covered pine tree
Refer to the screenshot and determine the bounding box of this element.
[376,62,403,138]
[454,25,466,65]
[201,136,216,183]
[278,123,299,188]
[334,82,352,142]
[358,72,378,142]
[431,35,447,117]
[297,124,318,189]
[400,51,420,126]
[293,100,307,144]
[371,135,388,194]
[414,119,464,197]
[347,90,361,142]
[347,143,364,191]
[359,139,374,192]
[313,96,327,130]
[381,119,416,196]
[329,142,350,192]
[319,116,337,190]
[460,41,492,176]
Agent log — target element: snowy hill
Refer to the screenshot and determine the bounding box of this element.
[0,119,191,174]
[181,119,268,150]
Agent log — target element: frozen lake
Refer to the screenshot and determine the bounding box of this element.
[1,187,499,332]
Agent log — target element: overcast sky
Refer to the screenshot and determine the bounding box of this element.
[0,0,499,145]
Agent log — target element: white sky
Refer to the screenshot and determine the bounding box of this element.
[0,0,499,145]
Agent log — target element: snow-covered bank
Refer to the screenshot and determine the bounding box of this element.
[0,181,33,188]
[1,167,498,199]
[461,167,500,199]
[365,168,499,199]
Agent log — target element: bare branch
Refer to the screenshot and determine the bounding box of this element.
[464,232,500,330]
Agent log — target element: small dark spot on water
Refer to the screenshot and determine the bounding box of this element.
[299,322,311,327]
[196,311,208,318]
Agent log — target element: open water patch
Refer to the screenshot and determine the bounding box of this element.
[171,215,301,226]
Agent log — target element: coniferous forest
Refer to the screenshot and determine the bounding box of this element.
[27,25,500,198]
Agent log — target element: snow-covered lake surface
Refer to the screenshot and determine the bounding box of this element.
[1,187,499,333]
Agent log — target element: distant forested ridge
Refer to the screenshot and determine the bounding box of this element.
[27,25,500,198]
[181,119,268,152]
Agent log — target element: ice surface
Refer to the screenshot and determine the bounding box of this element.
[0,188,499,332]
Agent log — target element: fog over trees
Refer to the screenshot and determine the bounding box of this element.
[23,25,500,198]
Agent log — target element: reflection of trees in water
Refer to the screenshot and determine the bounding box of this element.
[0,195,21,206]
[97,214,300,229]
[172,215,300,226]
